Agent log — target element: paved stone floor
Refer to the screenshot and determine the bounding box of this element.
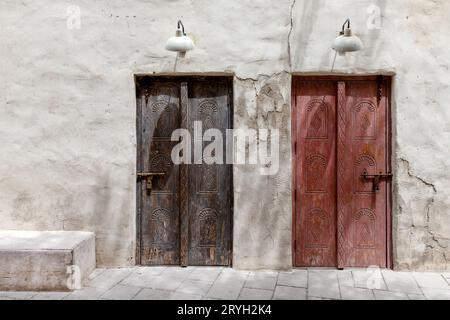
[1,267,450,300]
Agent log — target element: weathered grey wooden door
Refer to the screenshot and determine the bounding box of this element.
[136,77,232,266]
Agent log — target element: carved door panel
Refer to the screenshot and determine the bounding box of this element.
[137,77,232,266]
[185,79,232,266]
[137,80,181,265]
[337,80,389,268]
[293,77,390,268]
[293,80,337,267]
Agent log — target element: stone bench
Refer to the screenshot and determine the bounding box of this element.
[0,230,95,291]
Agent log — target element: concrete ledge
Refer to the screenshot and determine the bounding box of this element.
[0,230,95,291]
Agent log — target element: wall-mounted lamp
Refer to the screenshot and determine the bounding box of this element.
[165,20,194,53]
[332,19,363,54]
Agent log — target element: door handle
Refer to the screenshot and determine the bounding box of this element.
[137,172,165,193]
[362,170,392,191]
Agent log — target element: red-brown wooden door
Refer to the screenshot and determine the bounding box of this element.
[292,77,391,268]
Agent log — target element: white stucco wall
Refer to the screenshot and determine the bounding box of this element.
[0,0,449,270]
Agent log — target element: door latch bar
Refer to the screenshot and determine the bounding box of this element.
[137,172,165,193]
[362,170,392,191]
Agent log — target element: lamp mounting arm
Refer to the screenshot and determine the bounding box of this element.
[177,20,186,36]
[340,18,351,35]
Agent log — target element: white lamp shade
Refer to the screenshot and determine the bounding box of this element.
[165,31,194,52]
[332,28,363,53]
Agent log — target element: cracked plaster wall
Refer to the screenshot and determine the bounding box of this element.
[0,0,449,270]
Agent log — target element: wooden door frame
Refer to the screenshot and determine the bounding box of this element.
[134,75,234,266]
[291,75,393,269]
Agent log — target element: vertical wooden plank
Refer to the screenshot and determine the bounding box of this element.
[138,79,181,265]
[337,81,347,269]
[135,82,143,266]
[187,78,232,266]
[340,80,388,268]
[180,81,189,267]
[294,80,337,267]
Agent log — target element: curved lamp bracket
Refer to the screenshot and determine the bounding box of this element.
[177,20,186,36]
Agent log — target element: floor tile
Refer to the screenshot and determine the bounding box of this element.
[64,286,107,300]
[170,292,203,300]
[100,284,141,300]
[422,288,450,300]
[353,269,387,290]
[206,279,245,300]
[245,272,278,290]
[147,276,184,291]
[408,293,426,300]
[340,286,374,300]
[238,288,273,300]
[373,290,409,300]
[277,269,307,288]
[337,270,354,287]
[87,268,134,290]
[273,286,306,300]
[176,280,212,296]
[133,288,172,300]
[188,267,223,282]
[160,267,195,280]
[381,270,422,294]
[308,269,340,299]
[31,291,71,300]
[0,291,37,300]
[412,272,450,289]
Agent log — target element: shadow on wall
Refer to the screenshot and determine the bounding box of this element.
[88,165,135,267]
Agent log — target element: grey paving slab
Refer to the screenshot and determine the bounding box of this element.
[238,288,273,300]
[170,292,203,300]
[31,291,71,300]
[273,286,306,300]
[160,267,196,280]
[337,270,354,287]
[0,291,37,300]
[307,296,332,300]
[216,269,249,282]
[352,269,387,290]
[146,276,185,291]
[64,286,107,300]
[176,280,212,296]
[412,272,450,289]
[100,284,141,300]
[277,269,307,288]
[340,286,374,300]
[11,267,450,300]
[87,268,134,290]
[373,290,409,300]
[408,293,426,300]
[381,270,422,294]
[88,268,106,280]
[307,269,340,299]
[422,288,450,300]
[245,272,278,290]
[133,288,172,300]
[187,267,223,282]
[206,279,246,300]
[120,269,159,288]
